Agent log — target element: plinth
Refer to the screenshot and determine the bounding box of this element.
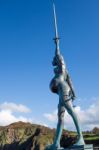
[45,144,93,150]
[66,144,93,150]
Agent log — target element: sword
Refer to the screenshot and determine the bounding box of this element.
[53,3,60,56]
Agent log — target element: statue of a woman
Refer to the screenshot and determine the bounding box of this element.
[49,53,85,149]
[45,3,85,150]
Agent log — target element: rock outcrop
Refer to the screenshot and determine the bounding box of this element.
[0,122,99,150]
[0,121,55,150]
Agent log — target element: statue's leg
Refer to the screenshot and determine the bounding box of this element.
[53,103,65,148]
[64,99,85,145]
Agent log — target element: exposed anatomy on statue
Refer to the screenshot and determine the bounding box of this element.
[45,3,85,150]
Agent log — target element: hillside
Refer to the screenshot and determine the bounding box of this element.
[0,122,54,150]
[0,122,98,150]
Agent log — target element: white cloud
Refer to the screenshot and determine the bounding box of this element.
[44,110,57,122]
[0,102,32,126]
[0,102,31,113]
[44,101,99,130]
[31,118,48,127]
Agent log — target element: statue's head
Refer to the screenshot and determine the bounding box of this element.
[52,55,61,74]
[52,54,64,65]
[52,56,58,66]
[52,54,65,75]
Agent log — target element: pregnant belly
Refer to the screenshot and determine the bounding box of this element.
[50,78,58,93]
[50,78,70,96]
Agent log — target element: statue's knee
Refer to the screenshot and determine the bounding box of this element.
[58,114,64,123]
[67,107,74,115]
[58,106,65,123]
[58,118,64,124]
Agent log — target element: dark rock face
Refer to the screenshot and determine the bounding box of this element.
[0,122,99,150]
[0,122,54,150]
[60,132,77,148]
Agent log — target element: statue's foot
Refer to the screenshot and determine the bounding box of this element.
[73,137,85,146]
[45,144,60,150]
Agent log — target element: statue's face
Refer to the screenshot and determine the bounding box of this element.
[52,56,58,66]
[52,56,60,74]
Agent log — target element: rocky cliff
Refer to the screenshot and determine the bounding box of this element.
[0,122,98,150]
[0,121,55,150]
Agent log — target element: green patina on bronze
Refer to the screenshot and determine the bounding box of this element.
[45,3,85,150]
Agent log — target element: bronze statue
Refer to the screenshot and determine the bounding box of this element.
[45,3,85,150]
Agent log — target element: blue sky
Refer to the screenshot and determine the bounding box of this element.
[0,0,99,130]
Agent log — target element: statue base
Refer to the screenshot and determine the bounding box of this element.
[57,144,93,150]
[45,144,93,150]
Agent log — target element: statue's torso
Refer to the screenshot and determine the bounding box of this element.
[50,74,70,96]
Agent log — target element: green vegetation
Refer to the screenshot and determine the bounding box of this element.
[84,136,99,140]
[0,122,98,150]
